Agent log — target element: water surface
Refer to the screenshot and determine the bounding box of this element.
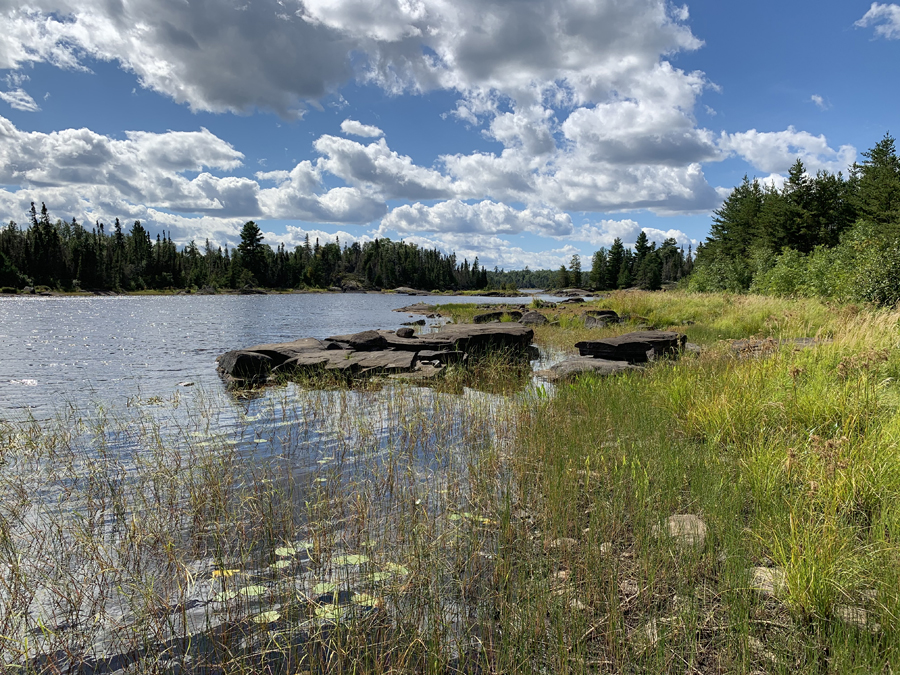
[0,293,546,417]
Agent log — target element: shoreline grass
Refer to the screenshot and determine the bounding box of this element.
[2,291,900,673]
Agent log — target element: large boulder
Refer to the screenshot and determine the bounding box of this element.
[575,330,686,363]
[345,330,389,351]
[216,350,274,381]
[519,311,548,325]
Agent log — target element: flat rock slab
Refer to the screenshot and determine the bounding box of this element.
[536,357,642,382]
[326,324,533,353]
[583,315,609,329]
[576,330,687,363]
[392,302,435,315]
[218,324,533,385]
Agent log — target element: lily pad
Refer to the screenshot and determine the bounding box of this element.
[352,593,378,606]
[315,604,346,621]
[333,554,369,566]
[312,581,336,594]
[240,585,267,597]
[251,610,281,624]
[274,546,297,557]
[212,569,240,578]
[384,562,409,576]
[270,560,291,570]
[369,572,390,583]
[214,589,239,602]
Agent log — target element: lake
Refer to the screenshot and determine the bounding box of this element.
[0,293,553,669]
[0,292,547,418]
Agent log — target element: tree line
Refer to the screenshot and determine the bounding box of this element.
[487,235,693,291]
[0,208,490,292]
[689,133,900,305]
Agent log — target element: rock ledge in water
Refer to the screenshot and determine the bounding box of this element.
[217,324,533,386]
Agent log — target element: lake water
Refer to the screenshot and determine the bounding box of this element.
[0,293,548,418]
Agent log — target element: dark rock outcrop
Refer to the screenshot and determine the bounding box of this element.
[519,311,548,325]
[473,310,523,323]
[575,331,687,363]
[217,324,533,386]
[396,327,415,338]
[583,316,608,329]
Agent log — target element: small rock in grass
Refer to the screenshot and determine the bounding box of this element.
[549,537,578,551]
[749,566,785,598]
[834,604,880,632]
[748,637,779,666]
[630,619,660,650]
[619,579,640,596]
[653,514,707,547]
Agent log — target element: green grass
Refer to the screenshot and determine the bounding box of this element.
[3,290,900,673]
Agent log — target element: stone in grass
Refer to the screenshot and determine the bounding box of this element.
[748,637,780,668]
[834,604,881,633]
[749,566,785,598]
[519,310,548,325]
[653,514,707,547]
[549,537,578,551]
[535,357,642,382]
[630,619,661,650]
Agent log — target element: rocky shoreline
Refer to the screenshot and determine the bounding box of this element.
[217,304,691,388]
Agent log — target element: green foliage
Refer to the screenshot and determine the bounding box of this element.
[695,132,900,306]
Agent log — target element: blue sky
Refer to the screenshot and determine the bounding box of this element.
[0,1,897,270]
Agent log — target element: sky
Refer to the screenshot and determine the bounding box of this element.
[0,1,898,271]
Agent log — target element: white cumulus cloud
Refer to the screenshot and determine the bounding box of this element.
[340,119,384,137]
[719,127,856,175]
[856,3,900,39]
[381,200,573,237]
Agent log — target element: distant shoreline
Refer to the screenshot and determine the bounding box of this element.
[0,287,535,298]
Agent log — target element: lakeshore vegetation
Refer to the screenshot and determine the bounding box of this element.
[3,291,900,672]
